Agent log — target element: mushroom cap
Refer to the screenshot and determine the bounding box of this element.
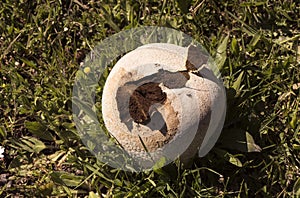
[102,43,226,167]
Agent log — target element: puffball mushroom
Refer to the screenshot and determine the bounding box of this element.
[102,43,226,168]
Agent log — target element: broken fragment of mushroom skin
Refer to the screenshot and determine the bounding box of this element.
[102,43,226,168]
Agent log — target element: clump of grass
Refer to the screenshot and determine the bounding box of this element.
[0,0,299,197]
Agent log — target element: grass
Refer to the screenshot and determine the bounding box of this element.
[0,0,299,197]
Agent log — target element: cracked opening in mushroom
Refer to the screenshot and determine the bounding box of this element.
[116,81,168,134]
[185,59,204,78]
[116,69,190,134]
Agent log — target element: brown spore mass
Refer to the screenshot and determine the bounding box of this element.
[129,82,166,124]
